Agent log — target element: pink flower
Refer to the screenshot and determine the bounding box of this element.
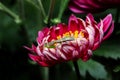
[25,14,114,67]
[69,0,120,13]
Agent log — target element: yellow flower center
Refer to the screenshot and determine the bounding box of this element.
[74,31,79,38]
[57,30,84,39]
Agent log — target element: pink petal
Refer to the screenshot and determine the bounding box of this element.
[29,54,52,67]
[92,42,100,50]
[48,26,57,41]
[38,61,50,67]
[69,0,106,13]
[43,50,57,60]
[24,44,37,53]
[103,21,114,40]
[69,0,86,13]
[37,31,44,43]
[86,13,96,25]
[42,27,49,36]
[77,18,86,30]
[68,14,79,32]
[85,25,95,48]
[82,49,92,61]
[55,23,68,36]
[98,14,112,32]
[29,54,39,62]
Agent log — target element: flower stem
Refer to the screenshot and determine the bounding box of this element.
[73,61,81,80]
[51,0,69,24]
[49,66,57,80]
[18,0,25,22]
[45,0,56,27]
[0,2,21,24]
[57,0,69,21]
[45,0,56,80]
[26,0,39,9]
[38,0,46,18]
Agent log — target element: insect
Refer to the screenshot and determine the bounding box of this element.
[45,37,74,48]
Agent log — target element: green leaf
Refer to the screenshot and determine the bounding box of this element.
[94,38,120,59]
[78,59,107,79]
[113,65,120,72]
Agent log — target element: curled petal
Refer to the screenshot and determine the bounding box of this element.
[103,21,114,40]
[69,0,120,13]
[98,14,112,32]
[24,44,37,53]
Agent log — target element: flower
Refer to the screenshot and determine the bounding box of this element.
[69,0,120,13]
[25,14,114,67]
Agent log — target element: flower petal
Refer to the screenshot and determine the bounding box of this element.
[103,21,114,40]
[37,31,44,43]
[98,14,112,32]
[68,14,79,32]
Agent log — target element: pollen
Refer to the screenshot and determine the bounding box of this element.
[63,32,70,37]
[57,35,61,39]
[69,31,73,36]
[80,31,84,37]
[74,30,79,38]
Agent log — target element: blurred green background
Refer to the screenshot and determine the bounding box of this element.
[0,0,120,80]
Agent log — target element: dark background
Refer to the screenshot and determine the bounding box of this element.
[0,0,120,80]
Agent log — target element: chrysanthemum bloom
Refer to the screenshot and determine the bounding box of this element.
[26,14,114,66]
[69,0,120,13]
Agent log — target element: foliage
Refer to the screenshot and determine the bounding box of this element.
[0,0,120,80]
[78,59,107,79]
[94,36,120,59]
